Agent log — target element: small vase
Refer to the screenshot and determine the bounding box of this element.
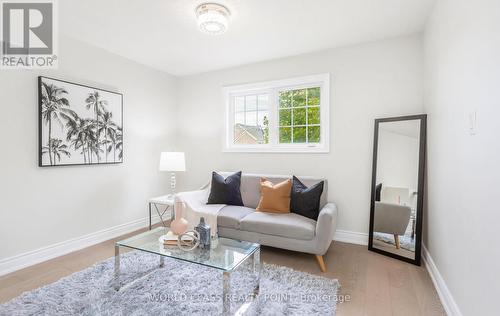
[171,201,188,235]
[195,217,211,249]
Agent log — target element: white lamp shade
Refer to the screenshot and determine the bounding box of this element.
[159,152,186,172]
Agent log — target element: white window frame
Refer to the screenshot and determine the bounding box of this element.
[223,73,330,153]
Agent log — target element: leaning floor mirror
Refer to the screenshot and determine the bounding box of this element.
[369,115,426,265]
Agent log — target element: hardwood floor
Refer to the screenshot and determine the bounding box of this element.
[0,226,445,315]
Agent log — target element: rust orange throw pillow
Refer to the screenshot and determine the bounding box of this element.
[256,178,292,213]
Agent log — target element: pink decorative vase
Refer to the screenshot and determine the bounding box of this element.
[171,201,188,235]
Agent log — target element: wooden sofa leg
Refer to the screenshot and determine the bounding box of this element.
[315,255,327,272]
[394,234,400,249]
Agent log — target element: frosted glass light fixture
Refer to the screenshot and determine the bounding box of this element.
[196,3,230,35]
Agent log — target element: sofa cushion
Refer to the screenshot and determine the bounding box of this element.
[239,212,316,240]
[217,205,255,229]
[290,176,324,220]
[217,172,328,209]
[207,171,244,206]
[256,178,292,213]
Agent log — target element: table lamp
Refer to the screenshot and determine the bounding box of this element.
[159,152,186,197]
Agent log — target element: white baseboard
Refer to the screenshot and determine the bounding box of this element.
[334,229,369,245]
[422,245,462,316]
[0,215,161,277]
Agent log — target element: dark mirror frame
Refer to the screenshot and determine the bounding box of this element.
[368,114,427,265]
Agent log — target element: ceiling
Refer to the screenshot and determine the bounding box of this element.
[60,0,435,76]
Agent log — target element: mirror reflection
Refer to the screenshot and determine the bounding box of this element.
[372,120,420,260]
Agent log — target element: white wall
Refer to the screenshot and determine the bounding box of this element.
[377,129,419,192]
[176,35,424,235]
[424,0,500,315]
[0,35,177,261]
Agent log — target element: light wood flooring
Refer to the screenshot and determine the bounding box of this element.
[0,226,445,315]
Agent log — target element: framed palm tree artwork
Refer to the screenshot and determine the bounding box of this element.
[38,76,123,167]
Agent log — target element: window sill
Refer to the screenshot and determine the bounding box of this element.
[222,146,330,153]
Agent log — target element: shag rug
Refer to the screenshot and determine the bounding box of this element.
[374,232,415,251]
[0,251,339,315]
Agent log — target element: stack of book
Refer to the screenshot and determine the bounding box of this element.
[160,231,196,247]
[162,231,179,246]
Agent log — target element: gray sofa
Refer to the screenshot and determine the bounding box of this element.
[205,172,338,272]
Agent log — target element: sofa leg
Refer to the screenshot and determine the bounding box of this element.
[315,255,327,272]
[394,234,400,249]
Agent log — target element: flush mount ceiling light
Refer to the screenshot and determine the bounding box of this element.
[196,3,230,35]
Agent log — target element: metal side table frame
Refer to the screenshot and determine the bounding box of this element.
[148,195,174,230]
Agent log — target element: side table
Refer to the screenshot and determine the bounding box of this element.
[148,195,175,230]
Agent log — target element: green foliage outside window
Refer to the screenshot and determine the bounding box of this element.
[307,107,320,124]
[263,116,269,143]
[278,87,321,144]
[308,126,320,142]
[293,108,306,126]
[292,89,306,106]
[279,127,292,143]
[279,109,291,126]
[279,91,291,108]
[307,87,320,105]
[293,127,307,143]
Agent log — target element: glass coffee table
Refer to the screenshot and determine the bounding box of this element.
[114,227,261,315]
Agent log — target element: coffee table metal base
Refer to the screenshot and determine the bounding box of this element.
[113,245,260,316]
[223,249,260,315]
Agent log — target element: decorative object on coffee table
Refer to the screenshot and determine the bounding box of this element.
[195,217,211,249]
[159,152,186,198]
[177,230,200,251]
[170,200,188,235]
[159,231,180,246]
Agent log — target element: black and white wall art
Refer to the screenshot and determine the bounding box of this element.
[38,76,123,167]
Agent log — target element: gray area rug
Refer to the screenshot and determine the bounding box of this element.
[0,251,339,315]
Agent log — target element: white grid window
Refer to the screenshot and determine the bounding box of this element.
[233,94,269,145]
[224,74,330,153]
[278,87,321,144]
